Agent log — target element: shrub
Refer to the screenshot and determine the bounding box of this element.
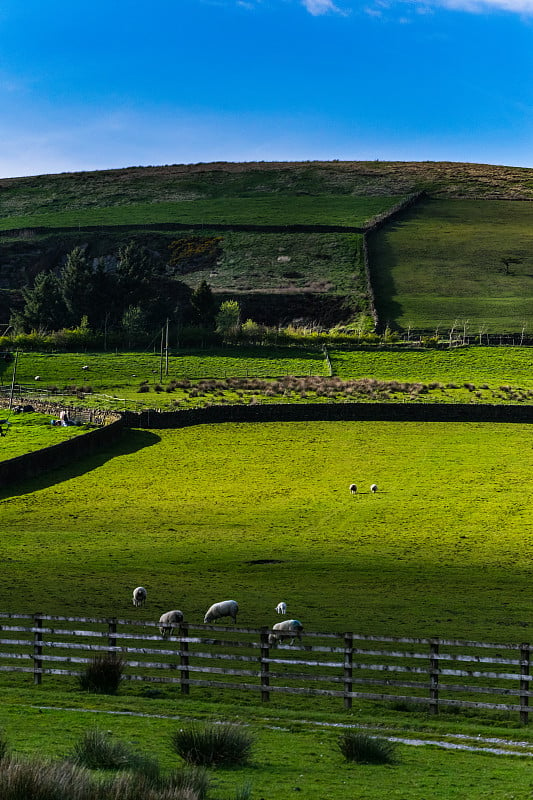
[338,731,396,764]
[70,728,138,771]
[170,723,253,767]
[77,654,125,695]
[70,728,161,781]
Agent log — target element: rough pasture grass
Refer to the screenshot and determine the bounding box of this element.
[0,412,87,458]
[1,421,532,645]
[0,195,400,230]
[370,198,533,332]
[4,347,533,410]
[186,230,363,293]
[1,699,532,800]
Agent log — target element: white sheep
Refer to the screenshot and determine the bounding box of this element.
[132,586,147,607]
[370,484,378,493]
[275,601,287,615]
[158,609,184,638]
[268,619,304,647]
[349,484,357,495]
[34,375,41,381]
[203,600,238,624]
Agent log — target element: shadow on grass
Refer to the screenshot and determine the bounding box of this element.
[0,429,161,499]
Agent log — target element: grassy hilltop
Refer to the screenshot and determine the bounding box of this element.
[1,159,533,332]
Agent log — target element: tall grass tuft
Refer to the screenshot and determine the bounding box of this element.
[0,755,95,800]
[171,723,253,767]
[338,732,396,764]
[0,754,206,799]
[70,727,158,778]
[77,654,125,695]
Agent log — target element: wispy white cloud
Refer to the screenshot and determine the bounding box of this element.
[302,0,345,14]
[379,0,533,13]
[432,0,533,11]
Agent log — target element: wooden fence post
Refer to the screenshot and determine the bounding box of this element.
[260,627,270,703]
[108,618,117,658]
[429,637,439,715]
[179,621,190,695]
[520,643,530,725]
[344,632,353,710]
[33,613,43,685]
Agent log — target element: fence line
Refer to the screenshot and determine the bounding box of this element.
[0,613,531,722]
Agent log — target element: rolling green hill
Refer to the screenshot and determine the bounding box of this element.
[1,160,533,333]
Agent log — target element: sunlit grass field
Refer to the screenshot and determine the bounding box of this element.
[2,390,533,797]
[370,198,533,332]
[0,412,87,458]
[3,346,532,410]
[1,420,531,645]
[0,195,400,230]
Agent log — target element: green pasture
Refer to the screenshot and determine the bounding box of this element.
[0,347,327,396]
[3,346,532,411]
[1,420,532,644]
[370,198,533,332]
[0,195,400,231]
[330,345,533,387]
[0,411,87,459]
[1,419,533,797]
[1,694,532,800]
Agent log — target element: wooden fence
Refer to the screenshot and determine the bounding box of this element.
[0,613,531,723]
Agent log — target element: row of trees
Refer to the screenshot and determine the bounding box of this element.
[11,243,222,338]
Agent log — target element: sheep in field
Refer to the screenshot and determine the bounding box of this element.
[275,601,287,615]
[132,586,147,607]
[268,619,304,647]
[349,484,357,495]
[158,610,184,638]
[370,484,378,493]
[204,600,239,624]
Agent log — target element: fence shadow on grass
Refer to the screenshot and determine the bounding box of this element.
[0,428,161,499]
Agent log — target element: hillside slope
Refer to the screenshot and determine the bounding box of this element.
[1,160,533,219]
[1,160,532,333]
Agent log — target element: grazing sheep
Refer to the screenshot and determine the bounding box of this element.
[268,619,304,647]
[349,484,357,495]
[34,375,41,381]
[158,610,184,638]
[132,586,147,607]
[275,601,287,615]
[203,600,239,624]
[370,484,378,493]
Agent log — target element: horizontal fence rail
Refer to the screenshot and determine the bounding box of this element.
[0,613,531,722]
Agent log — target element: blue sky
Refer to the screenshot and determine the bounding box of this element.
[0,0,532,177]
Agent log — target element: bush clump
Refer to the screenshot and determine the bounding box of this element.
[78,654,125,695]
[171,723,253,767]
[338,731,396,764]
[70,727,158,778]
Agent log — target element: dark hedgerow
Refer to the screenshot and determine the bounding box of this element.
[171,723,253,767]
[338,731,397,764]
[77,654,125,695]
